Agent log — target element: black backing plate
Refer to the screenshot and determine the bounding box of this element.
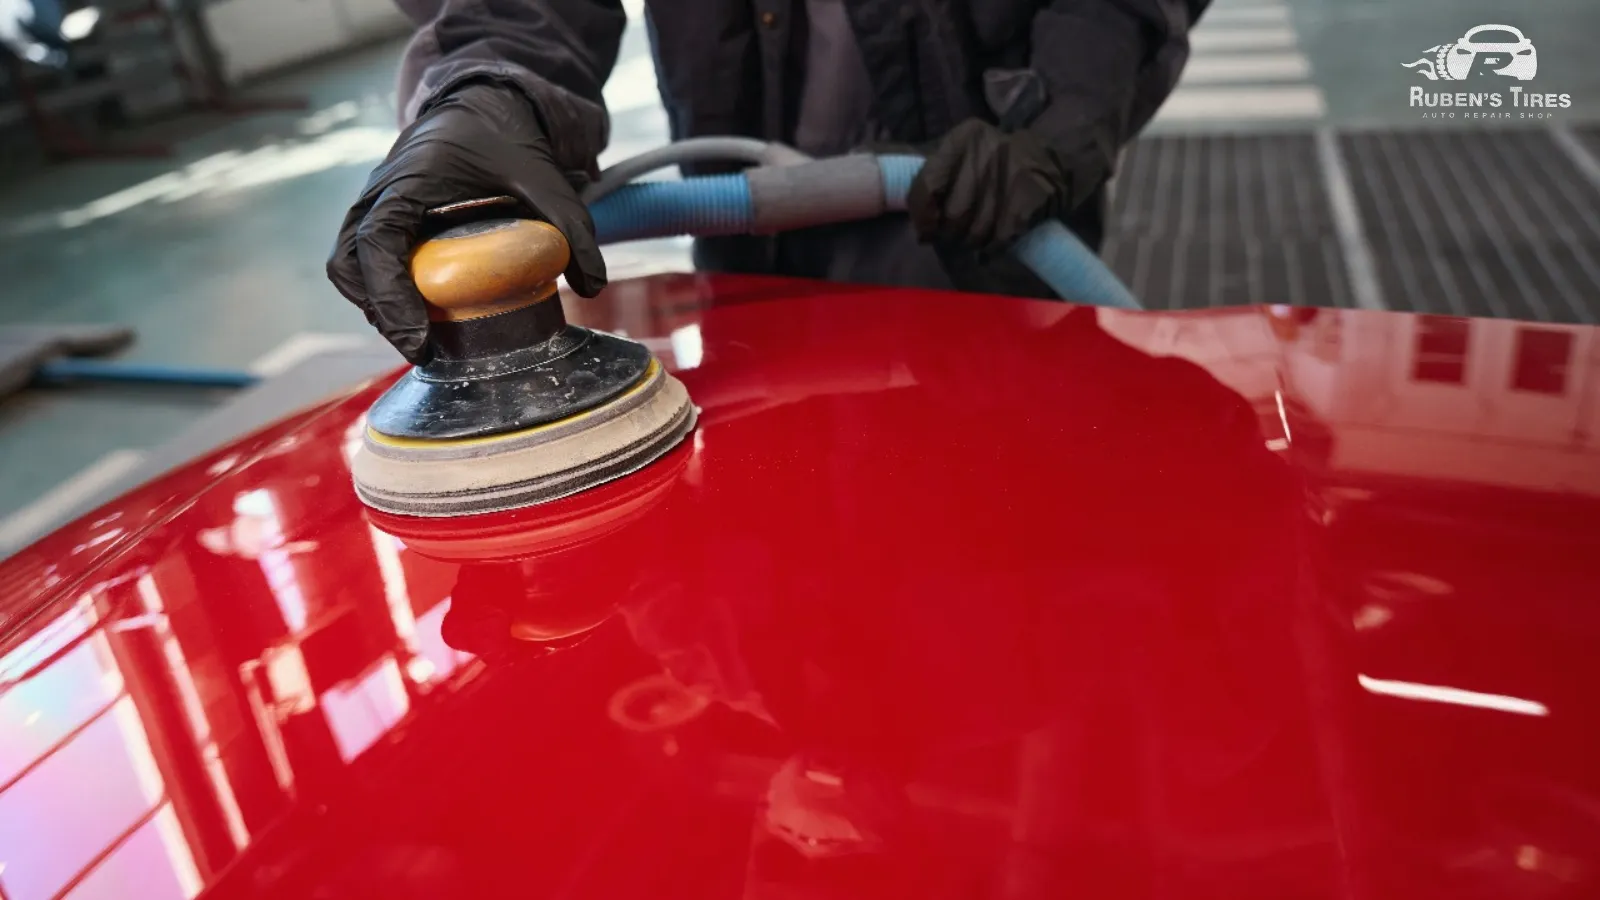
[365,329,654,441]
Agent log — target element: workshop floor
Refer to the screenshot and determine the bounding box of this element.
[3,0,1600,549]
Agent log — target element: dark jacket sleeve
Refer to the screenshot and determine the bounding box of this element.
[1025,0,1208,169]
[397,0,627,171]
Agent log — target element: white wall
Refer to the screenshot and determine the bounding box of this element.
[204,0,411,84]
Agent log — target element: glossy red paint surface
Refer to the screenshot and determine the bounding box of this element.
[3,275,1600,900]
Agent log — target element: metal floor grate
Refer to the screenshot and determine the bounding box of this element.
[1337,130,1600,324]
[1104,130,1600,323]
[1103,134,1354,311]
[1574,124,1600,162]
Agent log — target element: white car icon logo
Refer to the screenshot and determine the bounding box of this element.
[1445,24,1537,80]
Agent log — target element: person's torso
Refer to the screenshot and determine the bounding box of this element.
[791,0,876,157]
[643,0,1040,154]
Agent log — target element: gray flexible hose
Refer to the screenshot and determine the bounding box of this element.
[583,138,812,203]
[589,154,1142,310]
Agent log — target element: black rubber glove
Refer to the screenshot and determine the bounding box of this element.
[906,118,1109,256]
[327,81,606,365]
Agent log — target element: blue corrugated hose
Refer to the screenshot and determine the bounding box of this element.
[590,154,1141,311]
[48,151,1138,388]
[588,173,754,244]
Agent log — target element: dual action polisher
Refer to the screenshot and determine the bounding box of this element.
[350,210,696,517]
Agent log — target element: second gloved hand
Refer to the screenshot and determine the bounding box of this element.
[906,119,1109,256]
[327,81,606,365]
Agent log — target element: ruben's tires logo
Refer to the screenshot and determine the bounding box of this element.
[1403,25,1572,118]
[1404,24,1536,81]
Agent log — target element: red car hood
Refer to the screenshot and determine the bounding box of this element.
[3,274,1599,900]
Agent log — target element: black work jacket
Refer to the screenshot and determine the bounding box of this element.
[393,0,1208,291]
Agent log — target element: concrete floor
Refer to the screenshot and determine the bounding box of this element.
[0,41,409,544]
[3,0,1600,548]
[0,23,689,542]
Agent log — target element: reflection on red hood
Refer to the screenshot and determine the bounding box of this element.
[2,275,1599,900]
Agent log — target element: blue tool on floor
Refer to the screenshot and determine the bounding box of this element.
[10,141,1141,396]
[2,325,262,400]
[33,358,261,388]
[2,325,136,399]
